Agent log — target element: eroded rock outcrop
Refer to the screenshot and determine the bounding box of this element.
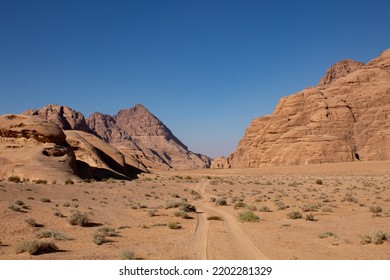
[23,104,89,132]
[221,49,390,168]
[0,114,78,182]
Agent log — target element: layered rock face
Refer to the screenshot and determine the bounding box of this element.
[223,49,390,168]
[0,114,78,182]
[87,104,211,170]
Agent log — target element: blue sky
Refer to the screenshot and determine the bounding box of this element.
[1,0,389,158]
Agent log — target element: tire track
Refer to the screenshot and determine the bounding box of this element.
[190,180,267,260]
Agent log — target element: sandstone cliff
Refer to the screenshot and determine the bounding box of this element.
[221,49,390,168]
[0,114,78,182]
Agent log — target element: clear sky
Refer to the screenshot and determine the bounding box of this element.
[1,0,389,158]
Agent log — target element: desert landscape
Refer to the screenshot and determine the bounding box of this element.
[0,161,389,260]
[1,49,389,260]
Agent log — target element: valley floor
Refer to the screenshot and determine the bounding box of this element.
[0,161,389,260]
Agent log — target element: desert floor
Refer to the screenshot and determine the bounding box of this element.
[0,161,389,260]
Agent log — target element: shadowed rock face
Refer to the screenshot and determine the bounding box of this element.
[87,104,211,170]
[219,49,390,168]
[23,104,89,132]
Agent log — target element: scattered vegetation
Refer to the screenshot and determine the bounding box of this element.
[68,211,90,226]
[120,249,136,260]
[167,221,182,229]
[65,179,74,185]
[8,176,21,183]
[35,179,48,184]
[16,240,58,255]
[287,211,302,219]
[35,230,70,241]
[360,230,389,245]
[40,197,51,203]
[24,218,41,227]
[215,198,227,206]
[305,214,317,221]
[369,206,383,215]
[258,206,271,212]
[319,232,338,239]
[238,210,260,223]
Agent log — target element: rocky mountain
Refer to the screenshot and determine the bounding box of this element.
[219,49,390,168]
[87,104,211,170]
[20,103,210,174]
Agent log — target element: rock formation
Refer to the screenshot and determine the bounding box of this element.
[219,49,390,168]
[87,104,211,170]
[23,104,89,132]
[0,114,78,182]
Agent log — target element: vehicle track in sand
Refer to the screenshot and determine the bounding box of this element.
[189,180,267,260]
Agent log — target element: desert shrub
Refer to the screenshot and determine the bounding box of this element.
[305,214,317,221]
[24,218,40,227]
[342,193,359,203]
[209,197,216,203]
[233,201,247,210]
[147,210,157,217]
[276,201,288,210]
[301,204,319,212]
[53,211,65,218]
[8,176,21,183]
[65,179,74,185]
[287,211,302,219]
[97,227,119,237]
[369,206,383,215]
[16,240,58,255]
[165,199,186,209]
[8,205,23,212]
[315,179,323,185]
[238,211,260,223]
[246,205,257,211]
[35,230,70,241]
[35,179,47,184]
[63,202,71,207]
[167,221,182,230]
[360,230,389,245]
[15,200,25,206]
[319,232,337,239]
[258,206,271,212]
[68,211,90,226]
[120,249,136,260]
[321,206,333,213]
[207,216,224,221]
[174,210,190,219]
[215,198,227,206]
[40,198,51,203]
[180,203,196,213]
[92,233,108,245]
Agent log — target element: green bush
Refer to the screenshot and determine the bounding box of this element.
[238,211,260,223]
[167,221,182,229]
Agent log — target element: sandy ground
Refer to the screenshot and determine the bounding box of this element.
[0,161,389,260]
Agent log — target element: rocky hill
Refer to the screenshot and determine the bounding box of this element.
[87,104,211,170]
[219,49,390,168]
[21,103,210,176]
